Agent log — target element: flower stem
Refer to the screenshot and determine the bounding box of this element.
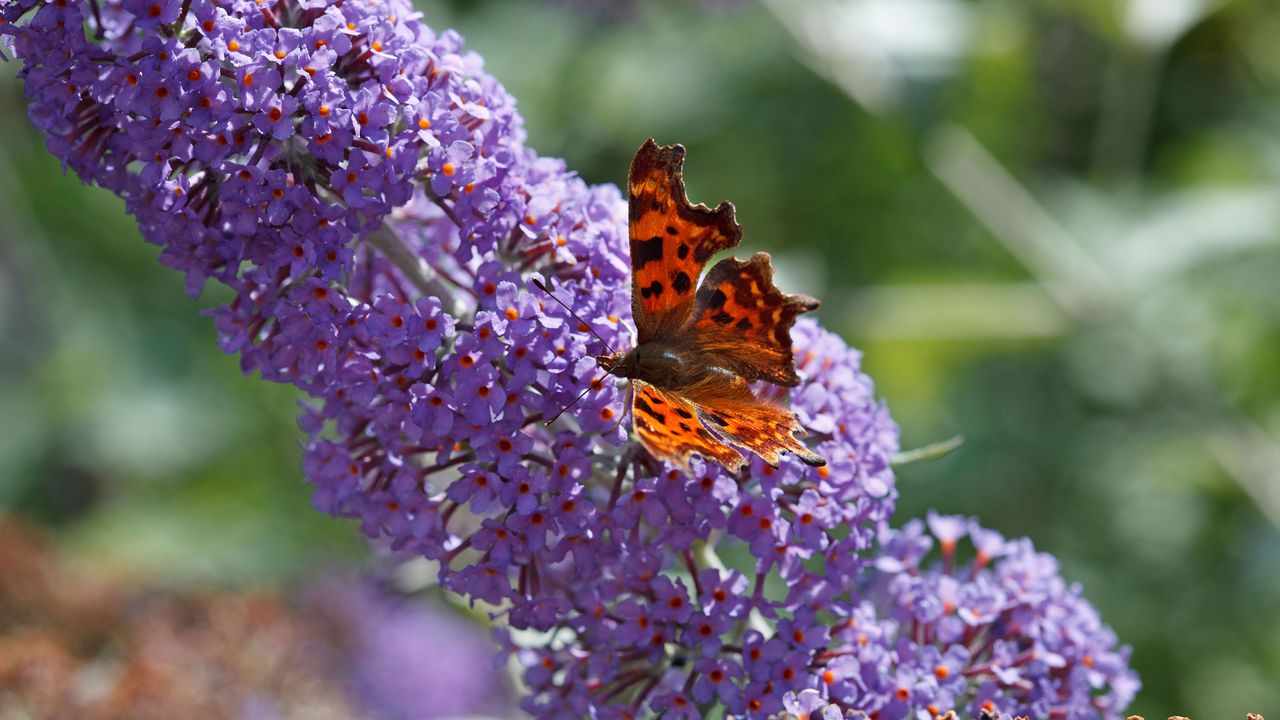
[366,223,461,314]
[891,434,965,468]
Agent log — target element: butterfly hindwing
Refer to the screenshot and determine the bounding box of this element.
[680,375,826,469]
[631,380,747,474]
[629,139,741,340]
[691,252,819,387]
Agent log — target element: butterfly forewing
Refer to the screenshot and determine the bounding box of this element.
[628,139,741,341]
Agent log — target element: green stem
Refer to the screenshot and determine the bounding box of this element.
[891,434,964,468]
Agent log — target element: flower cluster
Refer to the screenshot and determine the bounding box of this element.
[506,320,898,718]
[510,510,1138,720]
[785,514,1141,720]
[3,0,898,713]
[2,0,1136,718]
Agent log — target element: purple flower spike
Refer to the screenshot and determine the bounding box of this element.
[818,517,1140,719]
[2,0,1137,717]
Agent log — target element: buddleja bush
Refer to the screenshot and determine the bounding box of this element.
[1,1,1139,717]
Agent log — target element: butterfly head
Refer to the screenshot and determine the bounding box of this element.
[596,350,635,379]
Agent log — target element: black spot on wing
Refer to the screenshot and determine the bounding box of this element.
[706,289,726,309]
[635,397,665,425]
[694,239,717,263]
[674,407,693,420]
[677,244,689,260]
[639,281,665,299]
[672,271,692,294]
[735,318,752,331]
[633,236,664,267]
[712,311,733,326]
[666,225,679,236]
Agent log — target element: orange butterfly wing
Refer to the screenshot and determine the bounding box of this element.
[628,139,740,340]
[683,375,826,468]
[690,252,819,388]
[631,374,824,472]
[623,139,826,471]
[631,380,748,474]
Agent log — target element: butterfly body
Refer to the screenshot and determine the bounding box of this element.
[606,139,826,474]
[598,341,732,390]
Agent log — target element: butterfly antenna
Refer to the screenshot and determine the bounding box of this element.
[544,367,617,426]
[530,277,616,354]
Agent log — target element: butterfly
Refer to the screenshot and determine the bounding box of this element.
[594,138,826,474]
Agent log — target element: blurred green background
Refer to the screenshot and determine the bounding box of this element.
[3,0,1280,717]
